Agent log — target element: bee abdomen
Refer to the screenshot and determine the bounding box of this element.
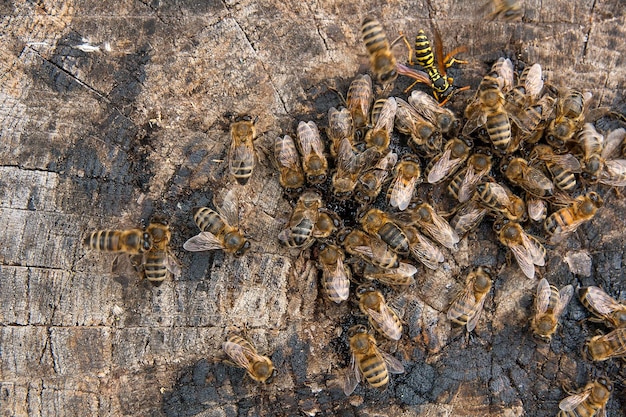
[193,207,225,234]
[360,354,389,388]
[144,251,167,282]
[378,223,410,254]
[361,18,388,54]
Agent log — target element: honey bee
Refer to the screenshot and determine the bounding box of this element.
[354,151,398,205]
[476,180,527,222]
[526,196,548,222]
[346,74,373,137]
[332,138,380,200]
[317,243,351,304]
[364,97,397,153]
[83,228,152,255]
[448,151,492,202]
[361,17,432,89]
[583,327,626,361]
[504,63,544,118]
[495,220,545,279]
[487,0,522,21]
[327,106,354,157]
[229,116,257,185]
[546,89,592,149]
[405,202,460,249]
[403,225,445,270]
[502,157,554,197]
[274,134,305,197]
[579,124,626,185]
[351,258,417,286]
[531,278,574,342]
[544,192,603,244]
[449,200,488,237]
[338,228,398,269]
[223,335,275,383]
[387,155,422,211]
[558,378,612,417]
[278,191,323,249]
[447,267,492,332]
[425,137,472,184]
[464,73,511,153]
[183,190,250,256]
[579,286,626,329]
[356,284,403,340]
[143,220,181,283]
[343,324,405,396]
[529,144,581,192]
[297,121,328,184]
[359,208,410,255]
[407,90,459,135]
[361,17,398,85]
[394,97,442,157]
[487,57,515,93]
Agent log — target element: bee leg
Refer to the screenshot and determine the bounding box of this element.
[325,84,348,106]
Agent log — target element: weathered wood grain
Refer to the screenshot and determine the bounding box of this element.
[1,0,625,416]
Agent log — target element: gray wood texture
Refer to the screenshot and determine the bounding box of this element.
[1,0,625,416]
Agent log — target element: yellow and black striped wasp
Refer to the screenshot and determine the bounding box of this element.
[402,24,469,105]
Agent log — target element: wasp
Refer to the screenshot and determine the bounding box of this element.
[403,26,469,105]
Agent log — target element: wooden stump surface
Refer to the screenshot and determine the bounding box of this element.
[1,1,625,416]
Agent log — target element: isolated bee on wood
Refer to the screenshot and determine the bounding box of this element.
[223,335,275,383]
[447,267,492,332]
[229,115,257,185]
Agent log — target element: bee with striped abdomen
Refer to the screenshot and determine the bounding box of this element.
[447,267,492,332]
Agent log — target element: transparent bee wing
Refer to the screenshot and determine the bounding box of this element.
[223,341,253,371]
[553,284,574,319]
[276,135,301,170]
[508,241,537,279]
[553,153,582,172]
[215,189,240,228]
[598,329,626,358]
[326,257,350,302]
[524,63,543,101]
[367,305,402,340]
[447,284,476,323]
[527,198,547,222]
[230,142,255,170]
[462,105,488,136]
[582,286,623,316]
[374,97,397,136]
[343,356,361,396]
[419,209,460,249]
[380,350,405,374]
[112,253,143,277]
[389,174,418,211]
[409,230,444,270]
[428,148,463,184]
[535,278,552,314]
[522,233,546,267]
[521,166,553,196]
[558,388,592,411]
[466,293,487,332]
[601,127,625,159]
[600,159,626,186]
[183,232,225,252]
[165,251,182,278]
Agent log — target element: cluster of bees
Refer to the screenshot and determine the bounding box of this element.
[81,12,626,414]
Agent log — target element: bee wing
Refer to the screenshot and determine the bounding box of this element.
[553,284,574,319]
[418,210,460,249]
[428,149,462,184]
[462,105,488,136]
[374,97,397,136]
[599,329,626,358]
[408,90,442,125]
[223,340,253,371]
[276,135,301,170]
[508,240,537,279]
[466,292,487,332]
[230,141,255,169]
[581,286,624,315]
[458,165,479,203]
[297,121,323,156]
[183,232,225,252]
[343,355,361,396]
[523,63,543,101]
[376,151,398,170]
[600,159,626,187]
[165,250,182,278]
[367,305,402,340]
[389,174,418,211]
[493,58,514,92]
[553,153,582,173]
[380,350,405,374]
[521,166,553,196]
[523,233,546,267]
[324,257,350,302]
[602,127,625,159]
[364,262,417,285]
[409,231,445,270]
[527,198,547,222]
[580,123,604,158]
[558,388,592,411]
[535,278,552,314]
[215,189,240,228]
